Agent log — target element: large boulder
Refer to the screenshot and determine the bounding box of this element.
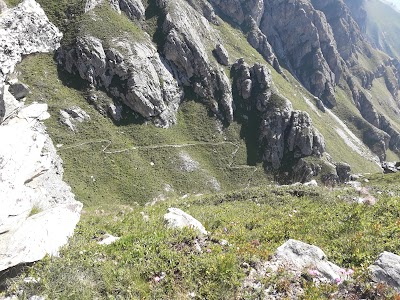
[369,251,400,291]
[0,103,82,271]
[272,239,344,282]
[164,208,208,235]
[241,239,352,298]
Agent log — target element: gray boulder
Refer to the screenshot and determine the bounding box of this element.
[213,44,230,66]
[8,81,30,100]
[369,251,400,291]
[59,106,90,131]
[272,239,345,282]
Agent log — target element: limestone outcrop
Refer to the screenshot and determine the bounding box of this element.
[0,0,82,272]
[159,0,234,123]
[0,0,62,93]
[58,36,183,127]
[261,0,341,107]
[232,59,325,169]
[0,101,82,272]
[85,0,145,20]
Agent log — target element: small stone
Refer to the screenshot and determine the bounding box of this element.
[97,233,120,245]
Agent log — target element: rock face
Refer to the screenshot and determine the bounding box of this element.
[164,208,208,235]
[159,0,234,124]
[0,0,62,90]
[369,251,400,291]
[84,0,145,20]
[261,0,342,107]
[0,101,82,271]
[0,0,82,272]
[232,59,325,169]
[58,36,183,127]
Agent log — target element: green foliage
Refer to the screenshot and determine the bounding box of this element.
[15,53,272,206]
[5,181,400,299]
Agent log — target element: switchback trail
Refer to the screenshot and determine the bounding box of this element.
[59,139,259,188]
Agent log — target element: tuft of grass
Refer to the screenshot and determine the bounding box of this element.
[28,206,41,217]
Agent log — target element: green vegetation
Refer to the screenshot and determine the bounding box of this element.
[28,206,42,217]
[4,179,400,299]
[16,53,273,206]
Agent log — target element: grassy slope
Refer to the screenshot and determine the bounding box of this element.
[4,181,400,299]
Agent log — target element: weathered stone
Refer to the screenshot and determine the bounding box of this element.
[85,0,145,20]
[241,239,352,298]
[0,0,62,85]
[160,0,234,124]
[108,103,123,121]
[164,208,207,235]
[213,44,229,66]
[8,82,29,100]
[0,103,82,272]
[260,0,340,107]
[97,233,121,245]
[59,106,90,131]
[382,161,400,174]
[336,162,351,183]
[272,239,345,282]
[369,251,400,291]
[58,36,183,127]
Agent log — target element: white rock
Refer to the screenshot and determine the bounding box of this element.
[0,0,62,85]
[0,103,82,271]
[303,179,318,186]
[97,233,121,245]
[164,208,207,235]
[369,251,400,290]
[273,239,343,282]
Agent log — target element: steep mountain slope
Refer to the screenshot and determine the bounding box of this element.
[3,0,400,298]
[358,0,400,61]
[4,0,388,206]
[3,0,399,206]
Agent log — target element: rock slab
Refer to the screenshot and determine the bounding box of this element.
[369,251,400,291]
